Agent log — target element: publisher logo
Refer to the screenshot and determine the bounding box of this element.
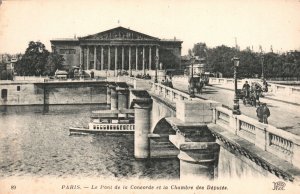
[272,181,286,190]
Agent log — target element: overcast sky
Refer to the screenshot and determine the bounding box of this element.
[0,0,299,55]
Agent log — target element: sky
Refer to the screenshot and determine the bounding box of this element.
[0,0,299,55]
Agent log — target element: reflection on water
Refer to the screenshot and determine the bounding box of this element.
[0,105,179,179]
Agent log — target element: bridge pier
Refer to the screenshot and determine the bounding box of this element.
[110,85,118,110]
[132,91,153,159]
[106,84,111,105]
[178,144,220,179]
[117,88,129,110]
[169,125,220,180]
[168,100,221,179]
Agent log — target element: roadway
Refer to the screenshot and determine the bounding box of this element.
[172,82,300,136]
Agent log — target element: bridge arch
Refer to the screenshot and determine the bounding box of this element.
[152,118,176,135]
[150,97,176,133]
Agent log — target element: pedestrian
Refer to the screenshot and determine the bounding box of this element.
[254,84,261,105]
[256,104,263,123]
[263,79,268,92]
[262,103,270,124]
[242,81,250,98]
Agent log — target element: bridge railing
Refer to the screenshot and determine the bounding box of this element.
[213,106,300,168]
[209,77,300,104]
[151,82,191,102]
[106,76,153,90]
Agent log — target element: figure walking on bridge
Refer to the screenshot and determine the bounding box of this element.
[242,81,250,98]
[256,104,263,123]
[262,103,270,124]
[256,103,270,124]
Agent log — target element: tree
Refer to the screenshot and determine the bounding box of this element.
[206,45,236,77]
[44,52,64,76]
[187,42,300,80]
[238,50,260,78]
[14,41,49,76]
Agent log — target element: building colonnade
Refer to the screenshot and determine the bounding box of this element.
[79,45,159,73]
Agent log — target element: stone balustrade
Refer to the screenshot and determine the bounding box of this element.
[106,76,152,90]
[151,82,191,103]
[209,77,300,104]
[171,75,189,85]
[210,77,300,95]
[213,106,300,168]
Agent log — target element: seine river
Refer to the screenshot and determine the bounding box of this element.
[0,105,179,179]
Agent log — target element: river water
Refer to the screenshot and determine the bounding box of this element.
[0,105,179,180]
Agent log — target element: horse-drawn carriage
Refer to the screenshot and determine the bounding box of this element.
[188,76,204,94]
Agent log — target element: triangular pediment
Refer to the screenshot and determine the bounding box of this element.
[80,26,160,41]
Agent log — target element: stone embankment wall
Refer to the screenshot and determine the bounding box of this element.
[0,83,44,105]
[0,81,107,105]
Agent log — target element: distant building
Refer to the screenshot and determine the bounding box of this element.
[0,59,16,80]
[181,56,207,76]
[50,26,183,73]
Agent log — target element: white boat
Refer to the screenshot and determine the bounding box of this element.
[69,109,135,135]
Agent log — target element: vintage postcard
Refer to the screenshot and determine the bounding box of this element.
[0,0,300,194]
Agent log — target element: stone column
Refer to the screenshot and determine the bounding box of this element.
[122,46,124,71]
[135,46,138,71]
[101,46,104,70]
[94,46,97,70]
[129,46,131,73]
[149,46,152,70]
[142,46,145,74]
[117,88,129,110]
[79,46,82,67]
[108,46,111,70]
[115,46,118,74]
[87,46,89,70]
[156,46,159,69]
[106,84,111,105]
[80,47,84,67]
[110,85,118,110]
[134,98,153,159]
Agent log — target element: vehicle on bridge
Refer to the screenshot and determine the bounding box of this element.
[238,82,263,107]
[188,76,204,94]
[238,89,258,107]
[201,72,214,85]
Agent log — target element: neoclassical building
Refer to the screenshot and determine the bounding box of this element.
[50,26,182,76]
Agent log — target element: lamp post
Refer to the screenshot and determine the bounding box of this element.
[190,56,195,98]
[155,56,158,83]
[232,57,241,115]
[260,55,264,80]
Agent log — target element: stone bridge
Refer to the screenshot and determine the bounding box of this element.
[2,76,300,182]
[105,76,300,182]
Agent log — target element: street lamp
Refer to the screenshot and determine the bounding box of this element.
[260,55,264,80]
[232,57,241,115]
[155,56,159,83]
[190,56,196,98]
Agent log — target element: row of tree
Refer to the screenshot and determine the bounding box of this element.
[11,41,300,80]
[14,41,64,76]
[189,43,300,80]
